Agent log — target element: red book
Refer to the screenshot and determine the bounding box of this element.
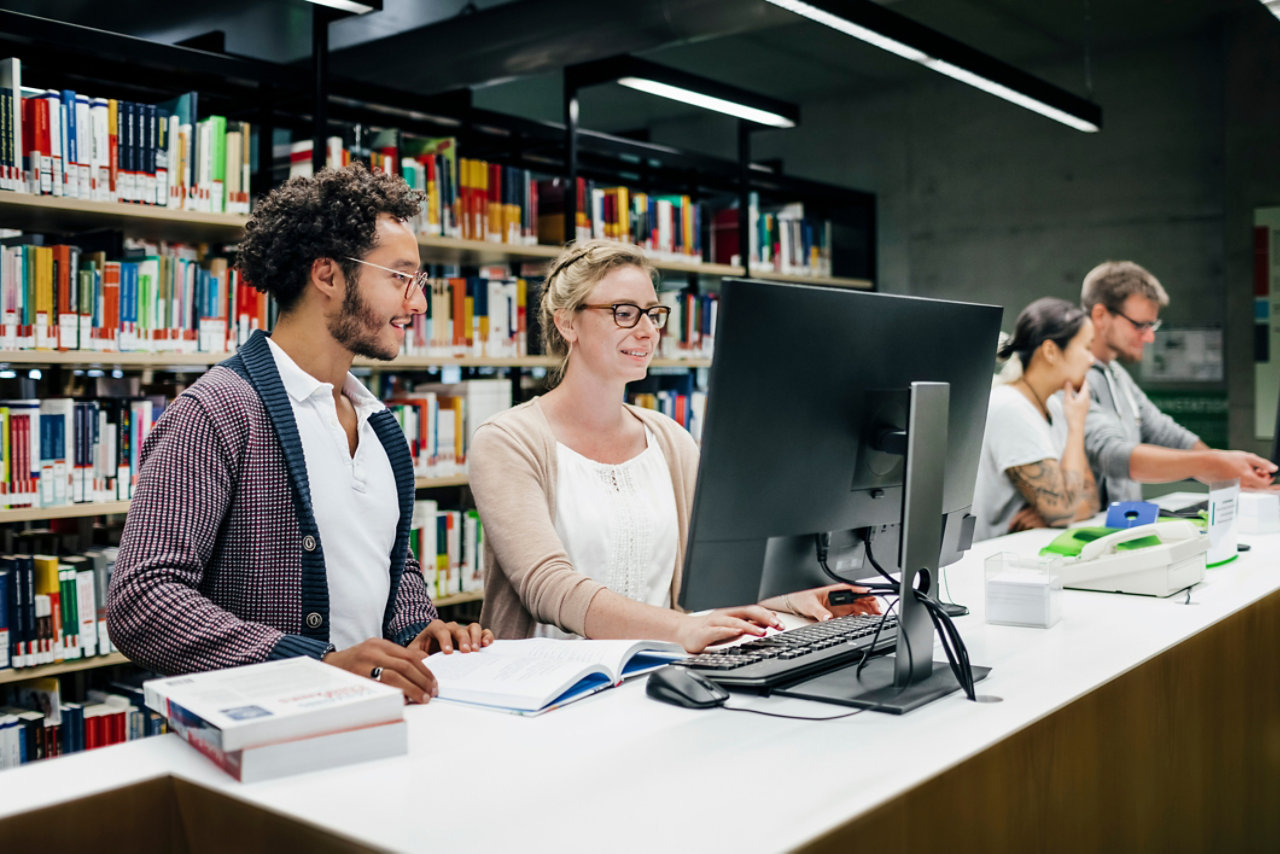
[102,260,121,350]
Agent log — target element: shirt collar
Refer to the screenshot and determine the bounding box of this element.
[265,336,384,418]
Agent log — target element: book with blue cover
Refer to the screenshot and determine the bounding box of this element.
[424,637,683,715]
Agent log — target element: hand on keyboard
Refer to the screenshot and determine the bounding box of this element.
[760,583,883,622]
[675,605,786,654]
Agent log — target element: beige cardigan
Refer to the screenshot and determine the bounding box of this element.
[469,398,700,639]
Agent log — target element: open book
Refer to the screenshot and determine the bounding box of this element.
[424,638,684,715]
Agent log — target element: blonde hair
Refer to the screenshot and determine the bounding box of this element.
[539,239,658,385]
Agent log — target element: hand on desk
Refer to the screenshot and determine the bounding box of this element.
[1193,450,1277,490]
[413,620,495,656]
[676,605,784,654]
[759,583,882,622]
[1009,505,1049,533]
[324,638,443,704]
[323,622,494,704]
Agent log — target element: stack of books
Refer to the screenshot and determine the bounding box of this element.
[144,657,407,783]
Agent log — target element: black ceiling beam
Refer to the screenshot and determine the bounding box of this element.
[0,9,309,96]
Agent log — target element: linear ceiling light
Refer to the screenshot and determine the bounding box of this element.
[568,56,800,129]
[765,0,1101,133]
[302,0,383,15]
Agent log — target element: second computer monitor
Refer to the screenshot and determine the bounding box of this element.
[679,278,1002,612]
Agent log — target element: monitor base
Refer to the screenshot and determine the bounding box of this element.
[774,657,991,715]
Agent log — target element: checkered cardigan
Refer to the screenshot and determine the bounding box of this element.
[108,330,439,674]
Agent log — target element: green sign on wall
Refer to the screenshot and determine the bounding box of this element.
[1142,390,1229,450]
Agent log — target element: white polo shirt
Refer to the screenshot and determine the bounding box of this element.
[266,337,398,650]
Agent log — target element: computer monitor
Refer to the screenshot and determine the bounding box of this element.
[678,277,1003,713]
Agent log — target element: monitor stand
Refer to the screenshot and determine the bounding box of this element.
[775,657,991,715]
[779,381,989,715]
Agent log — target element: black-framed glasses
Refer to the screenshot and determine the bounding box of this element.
[1110,308,1162,333]
[577,303,670,329]
[344,257,431,301]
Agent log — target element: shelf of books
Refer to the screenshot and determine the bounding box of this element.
[0,500,130,524]
[0,652,129,687]
[415,474,469,489]
[435,591,483,609]
[0,192,249,243]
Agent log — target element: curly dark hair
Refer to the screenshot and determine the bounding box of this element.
[237,165,424,312]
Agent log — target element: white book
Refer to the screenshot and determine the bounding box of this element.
[143,656,404,752]
[169,716,407,784]
[425,637,684,715]
[75,567,98,657]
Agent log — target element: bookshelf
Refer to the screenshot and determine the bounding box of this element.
[0,501,130,524]
[0,652,130,687]
[435,591,484,609]
[0,192,250,243]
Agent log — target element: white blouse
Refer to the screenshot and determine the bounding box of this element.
[535,427,679,639]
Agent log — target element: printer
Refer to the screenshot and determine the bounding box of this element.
[1039,520,1207,597]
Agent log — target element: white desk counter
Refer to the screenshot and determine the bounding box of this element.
[3,500,1279,852]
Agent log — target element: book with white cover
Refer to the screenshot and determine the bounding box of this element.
[424,637,683,715]
[143,656,403,752]
[166,716,409,784]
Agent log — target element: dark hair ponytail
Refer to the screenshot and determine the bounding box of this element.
[998,297,1087,368]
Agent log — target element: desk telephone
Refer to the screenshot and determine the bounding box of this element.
[1040,520,1207,597]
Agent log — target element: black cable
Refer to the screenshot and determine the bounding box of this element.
[721,704,865,721]
[861,532,977,701]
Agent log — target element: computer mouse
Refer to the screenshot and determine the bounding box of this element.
[645,666,729,709]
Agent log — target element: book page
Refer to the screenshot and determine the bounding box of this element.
[475,638,682,682]
[425,648,607,711]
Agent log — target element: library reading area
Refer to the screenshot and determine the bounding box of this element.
[0,1,1278,851]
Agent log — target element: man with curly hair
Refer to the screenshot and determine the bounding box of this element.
[108,166,491,703]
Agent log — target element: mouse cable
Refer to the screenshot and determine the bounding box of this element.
[721,703,866,721]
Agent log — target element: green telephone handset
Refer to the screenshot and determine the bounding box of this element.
[1040,520,1198,559]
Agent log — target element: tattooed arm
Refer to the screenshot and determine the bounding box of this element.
[1006,380,1099,532]
[1006,457,1097,528]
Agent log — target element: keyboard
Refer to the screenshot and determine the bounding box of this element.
[675,613,900,690]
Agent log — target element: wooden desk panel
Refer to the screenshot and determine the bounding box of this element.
[807,588,1280,853]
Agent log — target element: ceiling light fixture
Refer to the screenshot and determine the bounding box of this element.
[567,56,799,129]
[302,0,382,15]
[765,0,1101,132]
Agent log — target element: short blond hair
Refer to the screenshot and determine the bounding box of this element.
[1081,260,1169,314]
[540,239,658,384]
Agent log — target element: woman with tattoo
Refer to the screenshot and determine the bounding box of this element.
[971,297,1100,540]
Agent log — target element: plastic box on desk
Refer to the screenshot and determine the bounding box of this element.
[984,552,1063,629]
[1238,491,1280,534]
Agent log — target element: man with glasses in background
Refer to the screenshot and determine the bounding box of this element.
[109,166,492,701]
[1080,260,1276,505]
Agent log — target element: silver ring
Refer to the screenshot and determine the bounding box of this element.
[370,666,383,682]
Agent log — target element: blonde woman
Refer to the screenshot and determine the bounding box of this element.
[468,240,877,653]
